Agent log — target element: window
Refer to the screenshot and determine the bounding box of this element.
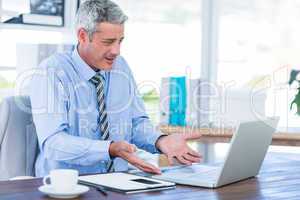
[114,0,202,124]
[217,0,300,131]
[0,29,65,100]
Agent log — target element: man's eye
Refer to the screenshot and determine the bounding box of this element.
[102,41,113,45]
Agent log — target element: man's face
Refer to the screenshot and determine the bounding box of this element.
[78,22,124,71]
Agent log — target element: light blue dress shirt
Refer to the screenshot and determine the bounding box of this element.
[30,48,162,177]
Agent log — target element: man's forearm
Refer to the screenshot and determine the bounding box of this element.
[131,117,164,153]
[43,132,112,165]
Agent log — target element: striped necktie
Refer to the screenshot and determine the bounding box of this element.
[90,73,114,172]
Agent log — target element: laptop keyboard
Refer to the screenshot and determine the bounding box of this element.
[159,164,221,181]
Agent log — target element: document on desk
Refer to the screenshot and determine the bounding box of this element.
[78,172,176,194]
[130,163,221,186]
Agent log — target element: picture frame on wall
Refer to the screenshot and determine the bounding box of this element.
[2,0,65,27]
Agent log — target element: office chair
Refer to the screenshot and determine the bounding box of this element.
[0,96,38,180]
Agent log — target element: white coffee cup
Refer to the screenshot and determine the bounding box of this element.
[43,169,79,192]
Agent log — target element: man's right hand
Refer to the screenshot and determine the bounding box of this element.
[109,141,161,174]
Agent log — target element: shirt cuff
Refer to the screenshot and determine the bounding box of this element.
[154,134,168,153]
[146,131,167,154]
[89,140,112,162]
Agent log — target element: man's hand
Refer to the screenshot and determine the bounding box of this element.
[155,133,202,165]
[109,141,161,174]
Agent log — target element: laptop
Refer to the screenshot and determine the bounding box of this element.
[152,117,279,188]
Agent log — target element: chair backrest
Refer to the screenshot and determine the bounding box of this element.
[0,96,38,180]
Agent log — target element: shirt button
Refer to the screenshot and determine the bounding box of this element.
[91,124,98,132]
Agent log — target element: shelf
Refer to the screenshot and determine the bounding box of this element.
[0,66,16,70]
[0,23,77,44]
[159,125,300,146]
[0,23,70,33]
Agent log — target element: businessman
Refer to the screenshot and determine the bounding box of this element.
[30,0,202,177]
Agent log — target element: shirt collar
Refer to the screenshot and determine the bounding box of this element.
[72,47,97,81]
[98,70,106,80]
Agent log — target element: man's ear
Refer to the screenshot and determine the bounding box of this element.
[77,28,89,44]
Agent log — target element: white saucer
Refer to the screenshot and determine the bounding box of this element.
[38,184,89,199]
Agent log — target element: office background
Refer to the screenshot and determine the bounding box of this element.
[1,0,300,154]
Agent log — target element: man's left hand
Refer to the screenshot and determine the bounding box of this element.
[155,132,202,165]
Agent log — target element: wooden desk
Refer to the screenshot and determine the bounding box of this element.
[1,152,300,200]
[160,126,300,146]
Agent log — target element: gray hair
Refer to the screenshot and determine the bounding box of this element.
[75,0,128,40]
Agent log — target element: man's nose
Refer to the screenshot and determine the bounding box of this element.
[110,43,120,55]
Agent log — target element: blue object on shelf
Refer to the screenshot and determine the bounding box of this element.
[169,77,187,126]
